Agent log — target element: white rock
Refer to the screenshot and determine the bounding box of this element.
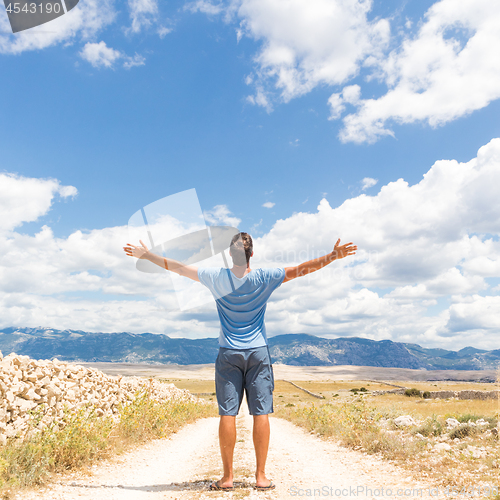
[22,388,41,401]
[446,418,460,428]
[394,415,417,427]
[434,442,452,452]
[465,445,485,459]
[0,353,196,444]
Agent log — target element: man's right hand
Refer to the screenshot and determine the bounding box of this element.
[283,238,357,283]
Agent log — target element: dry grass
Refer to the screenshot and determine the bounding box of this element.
[0,390,217,498]
[275,375,500,497]
[166,379,216,395]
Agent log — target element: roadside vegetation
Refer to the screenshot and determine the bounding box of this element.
[274,377,500,497]
[0,389,217,498]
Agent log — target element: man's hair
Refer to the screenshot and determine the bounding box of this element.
[229,232,253,266]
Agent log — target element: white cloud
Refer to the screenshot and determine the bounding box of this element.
[0,0,116,55]
[79,41,122,68]
[79,42,145,69]
[123,53,146,69]
[190,0,389,107]
[361,177,377,191]
[246,86,272,112]
[190,0,500,143]
[339,0,500,143]
[157,26,173,38]
[0,173,76,232]
[328,84,361,119]
[203,205,242,227]
[262,202,275,208]
[250,137,500,348]
[126,0,158,34]
[184,0,225,16]
[0,176,216,334]
[1,138,500,348]
[446,295,500,333]
[236,0,389,104]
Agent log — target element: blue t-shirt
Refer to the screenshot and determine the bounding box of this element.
[197,267,286,349]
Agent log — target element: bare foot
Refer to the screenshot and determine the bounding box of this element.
[211,477,233,489]
[255,474,273,488]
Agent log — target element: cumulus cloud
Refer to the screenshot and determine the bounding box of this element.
[79,42,145,69]
[0,175,215,334]
[238,0,389,103]
[361,177,377,191]
[189,0,390,106]
[250,138,500,348]
[79,41,121,68]
[446,295,500,334]
[262,202,275,208]
[1,139,500,348]
[0,173,77,232]
[338,0,500,143]
[203,205,241,227]
[190,0,500,143]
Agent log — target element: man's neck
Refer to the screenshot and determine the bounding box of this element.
[230,264,252,279]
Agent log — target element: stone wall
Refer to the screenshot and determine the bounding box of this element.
[371,387,500,399]
[0,351,195,445]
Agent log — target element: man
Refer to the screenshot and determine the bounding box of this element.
[124,233,357,491]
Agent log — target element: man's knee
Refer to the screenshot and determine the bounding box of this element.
[220,415,236,426]
[253,414,269,420]
[253,414,270,427]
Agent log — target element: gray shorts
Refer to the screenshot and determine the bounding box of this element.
[215,346,274,416]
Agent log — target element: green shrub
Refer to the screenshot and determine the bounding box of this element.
[422,391,431,399]
[414,415,443,437]
[404,388,422,397]
[449,423,478,440]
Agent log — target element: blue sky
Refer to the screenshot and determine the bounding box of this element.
[1,0,500,350]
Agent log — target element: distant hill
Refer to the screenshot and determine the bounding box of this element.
[0,327,499,371]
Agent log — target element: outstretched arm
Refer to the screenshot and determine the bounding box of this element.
[123,240,200,282]
[283,239,357,283]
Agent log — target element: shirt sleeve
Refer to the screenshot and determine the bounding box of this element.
[264,267,286,290]
[197,267,218,291]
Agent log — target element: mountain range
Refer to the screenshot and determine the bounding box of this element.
[0,327,499,371]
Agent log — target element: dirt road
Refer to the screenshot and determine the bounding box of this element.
[19,411,455,500]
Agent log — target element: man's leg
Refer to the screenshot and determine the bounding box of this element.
[214,348,244,489]
[217,415,237,488]
[253,414,272,488]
